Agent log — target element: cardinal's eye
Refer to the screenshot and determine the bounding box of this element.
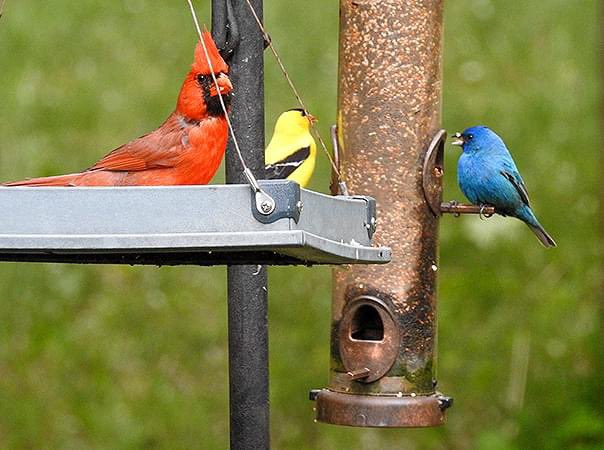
[196,74,209,85]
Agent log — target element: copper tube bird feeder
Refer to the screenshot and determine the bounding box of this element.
[312,0,452,427]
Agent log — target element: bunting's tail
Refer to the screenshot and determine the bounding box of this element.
[517,205,557,248]
[527,222,557,248]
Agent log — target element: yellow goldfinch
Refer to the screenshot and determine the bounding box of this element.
[264,109,317,188]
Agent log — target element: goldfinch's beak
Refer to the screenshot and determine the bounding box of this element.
[307,114,317,124]
[451,132,464,146]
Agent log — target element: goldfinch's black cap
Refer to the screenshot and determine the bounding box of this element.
[287,108,307,116]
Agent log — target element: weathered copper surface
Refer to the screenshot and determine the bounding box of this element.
[338,295,400,383]
[320,0,448,427]
[315,390,451,428]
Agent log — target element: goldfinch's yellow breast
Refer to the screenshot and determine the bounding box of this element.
[264,109,317,188]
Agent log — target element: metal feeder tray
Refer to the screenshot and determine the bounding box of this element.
[0,180,391,266]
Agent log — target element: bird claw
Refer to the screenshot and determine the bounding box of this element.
[449,200,461,217]
[479,204,494,221]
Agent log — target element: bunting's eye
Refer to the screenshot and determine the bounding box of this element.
[467,134,474,140]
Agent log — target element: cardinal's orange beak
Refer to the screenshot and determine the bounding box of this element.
[210,73,233,97]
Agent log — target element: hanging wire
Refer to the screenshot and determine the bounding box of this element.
[242,0,342,180]
[187,0,246,176]
[186,0,273,206]
[0,0,6,19]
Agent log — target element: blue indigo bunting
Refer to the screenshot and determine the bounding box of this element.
[452,126,556,248]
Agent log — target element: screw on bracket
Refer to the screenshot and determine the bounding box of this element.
[243,168,276,216]
[260,201,272,213]
[255,192,275,216]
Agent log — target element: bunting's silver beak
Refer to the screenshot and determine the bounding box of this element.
[451,132,464,146]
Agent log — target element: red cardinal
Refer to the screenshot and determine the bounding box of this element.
[5,32,232,186]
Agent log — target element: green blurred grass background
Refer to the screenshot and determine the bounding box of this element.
[0,0,601,448]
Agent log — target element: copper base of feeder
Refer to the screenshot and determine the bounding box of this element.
[312,389,452,428]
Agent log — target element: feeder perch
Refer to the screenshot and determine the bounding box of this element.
[422,129,497,218]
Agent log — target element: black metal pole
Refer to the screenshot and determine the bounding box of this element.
[212,1,269,449]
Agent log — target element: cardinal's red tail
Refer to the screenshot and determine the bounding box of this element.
[3,173,81,187]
